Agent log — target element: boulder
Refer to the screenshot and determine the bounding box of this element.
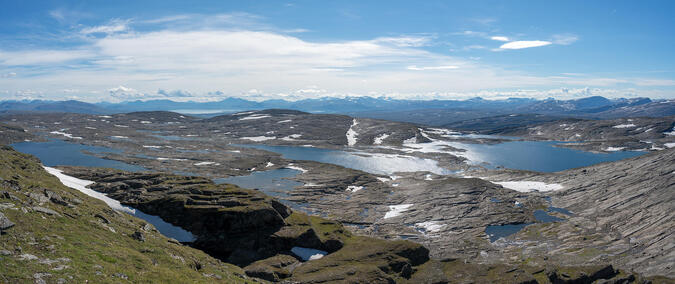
[0,212,14,230]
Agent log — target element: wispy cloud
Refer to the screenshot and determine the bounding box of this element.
[551,33,579,45]
[499,40,552,50]
[490,36,509,42]
[407,65,459,71]
[81,19,130,34]
[0,14,668,101]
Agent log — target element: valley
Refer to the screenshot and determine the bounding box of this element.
[1,109,673,282]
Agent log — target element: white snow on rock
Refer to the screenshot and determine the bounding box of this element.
[665,143,675,148]
[346,185,363,193]
[494,181,564,193]
[613,124,636,128]
[384,204,414,219]
[143,145,162,149]
[44,167,134,214]
[241,136,276,142]
[266,162,274,167]
[98,115,112,118]
[281,134,302,141]
[664,128,675,136]
[286,165,308,173]
[346,119,359,146]
[157,157,187,161]
[425,174,433,181]
[194,162,216,166]
[84,126,97,130]
[239,114,271,120]
[603,147,626,152]
[414,221,445,233]
[277,119,292,123]
[376,177,391,182]
[140,121,152,124]
[49,131,82,139]
[373,134,390,145]
[233,111,256,116]
[110,136,128,139]
[291,247,327,261]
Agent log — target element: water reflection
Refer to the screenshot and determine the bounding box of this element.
[238,144,453,175]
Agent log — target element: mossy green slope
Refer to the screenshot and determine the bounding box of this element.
[0,146,255,283]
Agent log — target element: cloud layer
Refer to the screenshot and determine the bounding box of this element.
[0,13,670,102]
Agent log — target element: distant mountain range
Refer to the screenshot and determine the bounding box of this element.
[1,96,673,125]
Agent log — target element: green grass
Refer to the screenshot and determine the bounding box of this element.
[0,146,256,283]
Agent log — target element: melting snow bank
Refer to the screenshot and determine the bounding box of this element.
[346,119,359,146]
[384,204,414,219]
[612,124,636,128]
[50,131,82,140]
[346,185,363,193]
[241,136,276,142]
[44,166,196,242]
[291,247,327,261]
[373,133,390,145]
[414,221,445,234]
[44,166,134,214]
[494,181,564,193]
[286,164,308,173]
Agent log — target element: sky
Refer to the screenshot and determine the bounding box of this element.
[0,0,674,102]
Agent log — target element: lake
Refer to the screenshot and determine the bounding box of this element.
[236,144,455,175]
[446,140,644,172]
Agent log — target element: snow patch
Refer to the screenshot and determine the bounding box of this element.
[157,157,187,161]
[239,114,271,120]
[50,131,82,139]
[286,165,308,173]
[241,136,276,142]
[110,136,128,139]
[495,181,564,193]
[384,204,413,219]
[291,247,326,261]
[277,119,292,123]
[376,177,391,182]
[44,167,134,214]
[665,143,675,148]
[346,119,359,146]
[266,162,274,167]
[414,221,445,233]
[194,162,217,166]
[613,124,636,129]
[373,133,390,145]
[346,185,363,193]
[603,147,625,152]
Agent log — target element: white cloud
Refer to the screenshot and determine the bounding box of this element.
[499,40,552,49]
[0,14,670,102]
[552,33,579,45]
[0,49,92,65]
[107,85,147,100]
[1,72,16,78]
[374,36,433,47]
[407,65,459,71]
[81,19,130,34]
[490,36,509,42]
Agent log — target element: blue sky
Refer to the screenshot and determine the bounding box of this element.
[1,0,674,102]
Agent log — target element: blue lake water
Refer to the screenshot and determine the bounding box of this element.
[447,140,644,172]
[11,140,195,242]
[236,144,454,175]
[485,224,531,242]
[11,139,146,172]
[214,168,309,212]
